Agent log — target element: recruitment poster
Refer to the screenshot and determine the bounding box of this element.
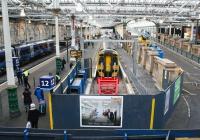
[80,96,123,128]
[173,77,181,105]
[164,88,170,115]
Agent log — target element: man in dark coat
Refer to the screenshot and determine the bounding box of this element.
[22,88,32,112]
[17,68,23,85]
[28,103,40,128]
[62,57,66,70]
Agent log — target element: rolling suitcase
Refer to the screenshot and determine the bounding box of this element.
[39,100,46,115]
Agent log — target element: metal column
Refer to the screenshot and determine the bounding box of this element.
[80,20,84,68]
[169,24,172,36]
[55,15,60,57]
[190,21,195,42]
[71,15,76,49]
[2,0,20,118]
[2,0,15,86]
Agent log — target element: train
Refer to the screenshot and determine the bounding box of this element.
[97,48,120,77]
[0,39,71,75]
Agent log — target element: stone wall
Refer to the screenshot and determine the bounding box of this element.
[0,19,68,47]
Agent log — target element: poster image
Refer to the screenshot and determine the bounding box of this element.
[173,77,181,105]
[164,88,170,115]
[80,96,123,128]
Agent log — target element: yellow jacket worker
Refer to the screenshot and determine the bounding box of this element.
[23,69,31,89]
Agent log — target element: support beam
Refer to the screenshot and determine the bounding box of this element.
[2,0,15,86]
[190,21,195,42]
[55,15,60,57]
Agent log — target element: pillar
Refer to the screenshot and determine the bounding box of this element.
[2,0,20,118]
[52,0,62,74]
[169,24,172,36]
[190,21,195,41]
[71,15,76,49]
[80,20,84,69]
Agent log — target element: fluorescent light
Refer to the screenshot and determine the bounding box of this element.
[46,22,48,25]
[187,24,190,27]
[159,19,164,24]
[20,9,26,17]
[28,19,31,24]
[89,15,93,20]
[76,3,83,12]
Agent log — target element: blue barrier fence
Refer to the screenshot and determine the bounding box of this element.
[51,71,184,129]
[0,127,200,140]
[53,61,88,94]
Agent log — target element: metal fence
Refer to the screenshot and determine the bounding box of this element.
[0,128,200,140]
[152,37,200,64]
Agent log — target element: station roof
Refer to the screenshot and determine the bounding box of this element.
[0,0,200,27]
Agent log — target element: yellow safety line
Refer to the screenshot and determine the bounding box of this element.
[48,93,53,129]
[150,98,156,129]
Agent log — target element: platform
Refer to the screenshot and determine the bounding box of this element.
[0,43,100,128]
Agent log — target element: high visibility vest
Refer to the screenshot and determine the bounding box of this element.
[56,75,60,80]
[24,70,29,77]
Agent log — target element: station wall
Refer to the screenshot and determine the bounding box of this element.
[0,19,68,47]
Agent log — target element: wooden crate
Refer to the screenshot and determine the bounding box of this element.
[141,47,150,68]
[191,45,200,56]
[145,50,158,74]
[152,56,178,90]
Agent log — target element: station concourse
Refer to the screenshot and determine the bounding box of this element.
[0,0,200,139]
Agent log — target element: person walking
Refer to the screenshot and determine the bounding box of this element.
[34,87,44,102]
[61,57,66,70]
[55,73,61,84]
[17,68,23,85]
[23,69,31,89]
[27,103,40,128]
[22,88,32,112]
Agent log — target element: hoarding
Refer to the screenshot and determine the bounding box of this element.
[164,88,170,115]
[173,77,181,105]
[80,96,123,128]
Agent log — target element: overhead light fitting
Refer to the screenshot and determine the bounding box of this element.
[20,9,26,17]
[187,24,191,27]
[46,22,48,25]
[28,19,31,24]
[89,15,93,20]
[159,19,164,24]
[76,3,83,12]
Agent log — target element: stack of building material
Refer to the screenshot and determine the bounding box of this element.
[152,56,182,90]
[169,38,176,46]
[160,34,165,43]
[145,50,158,74]
[182,42,190,52]
[140,47,150,68]
[191,45,200,56]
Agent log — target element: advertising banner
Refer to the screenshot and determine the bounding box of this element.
[173,77,181,105]
[164,88,170,115]
[80,96,123,128]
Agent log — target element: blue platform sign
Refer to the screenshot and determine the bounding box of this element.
[40,75,55,90]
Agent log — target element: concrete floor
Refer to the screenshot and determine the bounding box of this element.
[154,42,200,129]
[0,43,99,129]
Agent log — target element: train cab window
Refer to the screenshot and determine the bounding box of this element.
[0,53,5,63]
[99,56,104,64]
[112,55,118,65]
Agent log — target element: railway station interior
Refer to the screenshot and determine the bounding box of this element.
[0,0,200,139]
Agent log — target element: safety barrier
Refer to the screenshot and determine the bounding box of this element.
[152,37,200,64]
[51,72,183,129]
[53,61,88,94]
[0,127,200,140]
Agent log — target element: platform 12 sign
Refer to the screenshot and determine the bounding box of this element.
[40,75,55,90]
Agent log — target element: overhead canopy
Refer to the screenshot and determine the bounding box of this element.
[0,0,200,27]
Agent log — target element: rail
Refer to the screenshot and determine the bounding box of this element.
[0,128,200,140]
